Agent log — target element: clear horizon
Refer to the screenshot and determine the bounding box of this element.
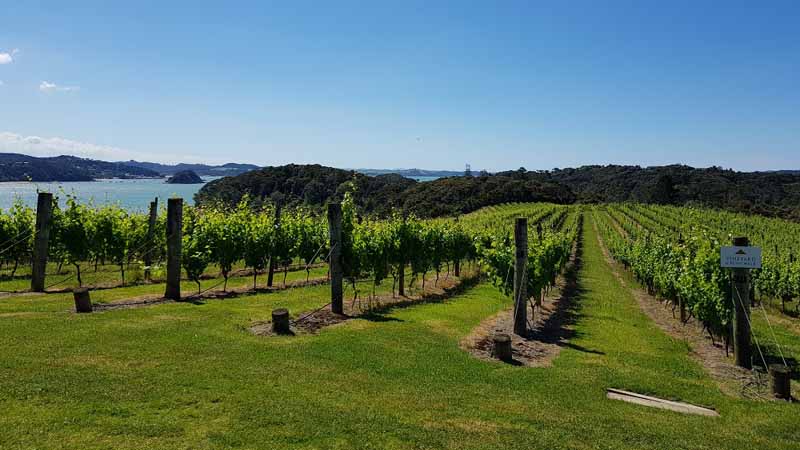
[1,2,798,171]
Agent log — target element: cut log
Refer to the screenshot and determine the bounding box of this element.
[769,364,791,400]
[73,288,93,313]
[272,308,291,334]
[493,333,513,362]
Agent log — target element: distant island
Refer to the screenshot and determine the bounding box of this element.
[121,160,261,177]
[0,153,263,182]
[166,170,204,184]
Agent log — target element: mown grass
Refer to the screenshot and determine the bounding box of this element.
[0,217,797,449]
[0,257,322,293]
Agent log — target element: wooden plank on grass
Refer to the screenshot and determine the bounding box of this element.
[606,388,719,417]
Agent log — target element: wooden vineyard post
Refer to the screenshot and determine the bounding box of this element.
[144,198,158,281]
[398,260,406,297]
[328,203,343,314]
[31,192,53,292]
[731,236,752,369]
[164,198,183,301]
[398,212,407,297]
[454,216,461,278]
[513,217,528,337]
[267,202,282,288]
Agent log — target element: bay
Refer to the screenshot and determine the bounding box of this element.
[0,178,219,212]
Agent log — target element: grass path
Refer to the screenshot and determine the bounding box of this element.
[0,215,798,449]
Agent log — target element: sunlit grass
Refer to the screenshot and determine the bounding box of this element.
[0,219,797,449]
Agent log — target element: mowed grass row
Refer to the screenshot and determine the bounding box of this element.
[0,257,323,293]
[0,216,797,449]
[0,265,331,314]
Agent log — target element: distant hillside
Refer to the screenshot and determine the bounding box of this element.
[530,165,800,219]
[122,160,261,176]
[0,153,161,182]
[195,164,574,217]
[197,163,800,220]
[400,174,574,217]
[196,164,416,214]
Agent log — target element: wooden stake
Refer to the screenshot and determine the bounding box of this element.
[31,192,53,292]
[164,198,183,301]
[398,213,407,297]
[267,202,282,287]
[144,198,158,281]
[732,236,752,369]
[513,217,528,337]
[328,203,343,314]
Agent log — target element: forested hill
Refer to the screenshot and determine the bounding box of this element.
[197,163,800,219]
[0,153,161,181]
[529,165,800,219]
[195,164,574,217]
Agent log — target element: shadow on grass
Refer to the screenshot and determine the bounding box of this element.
[357,275,482,322]
[524,230,605,357]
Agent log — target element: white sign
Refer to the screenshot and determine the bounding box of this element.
[720,246,762,269]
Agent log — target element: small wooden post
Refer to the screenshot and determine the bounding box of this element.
[769,364,791,400]
[732,236,752,369]
[679,296,687,323]
[267,202,282,288]
[272,308,291,334]
[398,262,406,296]
[328,203,343,314]
[164,198,183,301]
[493,333,513,362]
[31,192,53,292]
[513,217,528,336]
[398,213,407,296]
[144,198,158,281]
[73,287,93,313]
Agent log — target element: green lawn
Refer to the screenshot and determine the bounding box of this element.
[0,216,797,449]
[0,258,323,293]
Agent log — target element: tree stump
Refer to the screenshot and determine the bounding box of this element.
[493,333,513,362]
[73,288,93,313]
[769,364,791,400]
[272,308,291,334]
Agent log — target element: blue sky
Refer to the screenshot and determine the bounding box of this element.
[1,1,798,171]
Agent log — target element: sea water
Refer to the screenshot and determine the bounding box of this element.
[0,178,219,212]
